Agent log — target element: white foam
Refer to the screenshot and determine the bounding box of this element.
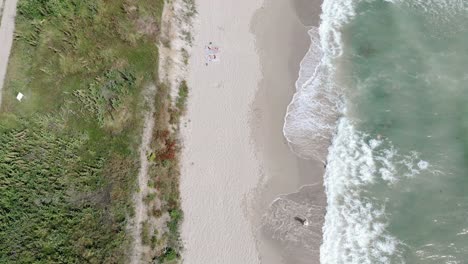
[283,0,439,262]
[417,160,429,170]
[318,121,433,263]
[283,60,341,161]
[282,29,340,161]
[283,0,357,161]
[321,119,405,264]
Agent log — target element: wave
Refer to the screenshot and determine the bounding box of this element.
[321,119,405,264]
[282,28,341,162]
[282,0,433,263]
[283,0,356,161]
[321,116,436,263]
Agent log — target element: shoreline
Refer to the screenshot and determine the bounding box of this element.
[250,0,325,263]
[250,0,323,211]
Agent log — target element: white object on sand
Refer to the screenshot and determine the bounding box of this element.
[16,92,24,101]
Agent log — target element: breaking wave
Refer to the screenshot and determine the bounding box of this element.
[282,27,340,161]
[283,0,433,263]
[282,0,356,161]
[321,116,434,263]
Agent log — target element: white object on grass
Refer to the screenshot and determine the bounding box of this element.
[16,92,24,101]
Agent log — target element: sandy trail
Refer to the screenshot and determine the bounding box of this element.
[130,84,157,264]
[0,0,18,108]
[130,0,195,261]
[0,0,5,16]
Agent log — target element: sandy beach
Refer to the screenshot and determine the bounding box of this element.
[251,0,323,211]
[251,1,324,264]
[180,0,324,263]
[180,0,263,263]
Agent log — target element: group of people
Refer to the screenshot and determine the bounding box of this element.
[205,42,220,65]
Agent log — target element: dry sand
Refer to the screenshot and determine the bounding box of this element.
[0,0,18,108]
[180,0,263,263]
[180,0,324,263]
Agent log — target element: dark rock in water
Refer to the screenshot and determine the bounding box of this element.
[358,42,377,57]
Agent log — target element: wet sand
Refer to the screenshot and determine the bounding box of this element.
[251,0,325,263]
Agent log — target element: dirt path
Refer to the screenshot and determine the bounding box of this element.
[0,0,5,18]
[0,0,18,108]
[130,85,157,264]
[129,0,194,262]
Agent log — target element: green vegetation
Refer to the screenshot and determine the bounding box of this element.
[176,81,189,112]
[183,0,197,20]
[169,81,189,125]
[157,247,179,263]
[167,209,183,244]
[141,221,151,246]
[0,0,172,263]
[145,82,185,261]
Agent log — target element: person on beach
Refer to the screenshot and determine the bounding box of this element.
[205,41,221,65]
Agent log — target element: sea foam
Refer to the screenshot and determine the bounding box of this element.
[282,28,340,161]
[282,0,420,263]
[320,119,431,263]
[283,0,468,263]
[321,119,405,264]
[283,0,357,161]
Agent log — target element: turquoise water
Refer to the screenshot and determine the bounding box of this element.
[339,0,468,262]
[284,0,468,263]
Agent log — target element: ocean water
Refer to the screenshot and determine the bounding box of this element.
[284,0,468,263]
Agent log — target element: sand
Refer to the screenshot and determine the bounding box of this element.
[130,84,158,264]
[251,1,324,264]
[250,0,323,214]
[0,0,18,108]
[180,0,324,263]
[180,0,263,263]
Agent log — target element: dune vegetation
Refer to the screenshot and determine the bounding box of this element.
[0,0,186,263]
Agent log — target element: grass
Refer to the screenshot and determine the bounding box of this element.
[170,81,189,125]
[0,0,168,263]
[142,80,190,262]
[141,221,151,246]
[157,247,179,263]
[176,81,189,112]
